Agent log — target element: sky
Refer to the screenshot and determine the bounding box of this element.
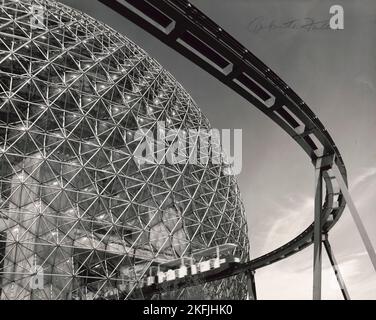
[58,0,376,299]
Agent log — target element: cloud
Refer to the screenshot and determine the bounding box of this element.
[257,247,376,299]
[355,75,376,92]
[256,166,376,299]
[352,167,376,189]
[324,252,376,299]
[258,194,313,255]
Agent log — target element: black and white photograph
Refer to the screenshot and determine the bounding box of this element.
[0,0,375,309]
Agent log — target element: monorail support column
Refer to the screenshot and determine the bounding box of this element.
[323,234,350,300]
[313,155,324,300]
[331,162,376,273]
[247,270,257,300]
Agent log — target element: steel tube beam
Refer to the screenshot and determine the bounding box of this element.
[323,236,350,300]
[247,270,257,300]
[313,159,324,300]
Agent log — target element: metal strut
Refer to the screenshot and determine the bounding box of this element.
[313,155,324,300]
[313,155,375,300]
[247,270,257,300]
[323,235,350,300]
[331,162,376,273]
[313,154,352,300]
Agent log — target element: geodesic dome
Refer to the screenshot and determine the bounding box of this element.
[0,0,249,300]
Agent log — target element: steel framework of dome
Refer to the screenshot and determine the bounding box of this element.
[0,0,249,300]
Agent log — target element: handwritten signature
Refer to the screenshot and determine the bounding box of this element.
[248,16,331,34]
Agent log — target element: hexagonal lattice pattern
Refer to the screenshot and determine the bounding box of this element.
[0,0,249,300]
